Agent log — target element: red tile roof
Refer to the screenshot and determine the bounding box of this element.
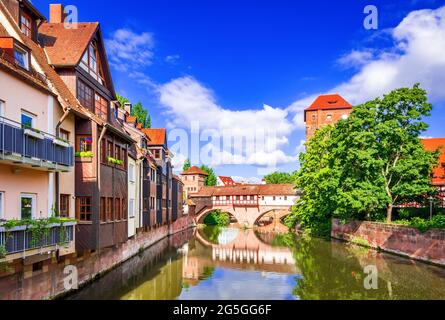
[182,166,209,176]
[306,94,352,112]
[39,23,99,67]
[218,176,236,186]
[127,116,137,124]
[190,184,298,197]
[422,138,445,186]
[142,128,167,146]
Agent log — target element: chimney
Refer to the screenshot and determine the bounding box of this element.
[124,103,132,115]
[49,4,64,23]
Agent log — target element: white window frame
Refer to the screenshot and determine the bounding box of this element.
[0,100,5,118]
[0,192,5,220]
[14,44,29,70]
[21,110,36,128]
[129,163,135,183]
[20,193,36,220]
[129,199,135,218]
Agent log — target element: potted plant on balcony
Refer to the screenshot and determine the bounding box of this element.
[75,151,94,160]
[53,137,71,148]
[107,156,124,166]
[23,124,45,140]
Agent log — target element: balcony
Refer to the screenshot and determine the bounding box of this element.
[0,116,74,171]
[0,222,75,257]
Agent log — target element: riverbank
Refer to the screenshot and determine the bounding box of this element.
[0,216,195,300]
[332,219,445,267]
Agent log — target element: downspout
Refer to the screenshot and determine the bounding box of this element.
[96,125,108,252]
[54,108,71,216]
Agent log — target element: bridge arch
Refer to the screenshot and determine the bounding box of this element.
[196,208,239,225]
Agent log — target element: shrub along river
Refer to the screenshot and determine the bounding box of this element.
[67,226,445,300]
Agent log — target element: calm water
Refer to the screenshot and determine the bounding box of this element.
[68,226,445,300]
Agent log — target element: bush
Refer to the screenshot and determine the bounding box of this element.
[203,210,230,227]
[393,215,445,233]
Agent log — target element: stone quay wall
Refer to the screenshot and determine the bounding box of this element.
[332,219,445,267]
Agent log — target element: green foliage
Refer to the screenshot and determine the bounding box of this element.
[203,210,230,226]
[264,171,296,184]
[107,156,124,165]
[393,215,445,233]
[183,159,191,172]
[289,85,439,233]
[200,165,217,186]
[75,151,94,158]
[132,102,151,129]
[0,244,6,260]
[116,93,130,109]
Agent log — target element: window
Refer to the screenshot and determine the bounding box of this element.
[129,199,135,218]
[0,192,4,220]
[21,111,35,129]
[14,45,29,70]
[95,93,108,121]
[59,194,70,218]
[59,129,70,142]
[122,199,127,220]
[250,196,255,201]
[226,196,231,201]
[273,196,276,201]
[107,141,113,159]
[100,197,106,222]
[284,196,288,201]
[76,197,92,222]
[20,13,32,37]
[129,163,135,182]
[115,198,121,220]
[20,194,36,220]
[76,136,93,152]
[107,198,113,221]
[327,114,332,120]
[77,80,94,110]
[0,100,4,117]
[115,145,121,162]
[80,42,105,84]
[236,196,240,201]
[100,140,106,163]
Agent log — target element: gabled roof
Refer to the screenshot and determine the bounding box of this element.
[218,176,236,186]
[305,94,352,112]
[190,184,298,197]
[182,166,209,176]
[422,138,445,186]
[38,22,99,67]
[143,128,167,147]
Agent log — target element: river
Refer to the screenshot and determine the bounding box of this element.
[67,226,445,300]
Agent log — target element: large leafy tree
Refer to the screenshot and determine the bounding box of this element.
[132,102,151,129]
[116,93,129,109]
[200,165,217,186]
[183,159,191,172]
[288,85,439,234]
[264,171,296,184]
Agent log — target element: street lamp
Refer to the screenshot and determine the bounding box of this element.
[429,196,434,220]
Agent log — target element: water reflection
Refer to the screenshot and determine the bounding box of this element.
[67,227,445,300]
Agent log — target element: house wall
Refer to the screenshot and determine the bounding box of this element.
[0,70,50,131]
[182,174,206,198]
[258,195,298,206]
[128,156,137,237]
[0,163,49,220]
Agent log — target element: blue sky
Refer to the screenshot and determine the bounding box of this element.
[36,0,445,181]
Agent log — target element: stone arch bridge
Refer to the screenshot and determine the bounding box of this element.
[188,184,299,231]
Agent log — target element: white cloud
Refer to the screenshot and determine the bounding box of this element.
[165,54,180,65]
[337,49,375,68]
[106,29,155,72]
[159,76,298,168]
[289,6,445,128]
[232,176,263,185]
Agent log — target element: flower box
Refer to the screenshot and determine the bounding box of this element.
[24,128,44,140]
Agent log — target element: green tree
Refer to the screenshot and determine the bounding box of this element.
[183,159,191,172]
[132,102,151,128]
[116,93,129,109]
[264,171,296,184]
[288,85,439,234]
[200,165,217,186]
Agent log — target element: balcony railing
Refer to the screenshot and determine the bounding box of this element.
[0,116,74,169]
[0,222,75,255]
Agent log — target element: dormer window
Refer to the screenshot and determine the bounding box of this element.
[14,44,29,70]
[20,13,32,38]
[80,42,105,85]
